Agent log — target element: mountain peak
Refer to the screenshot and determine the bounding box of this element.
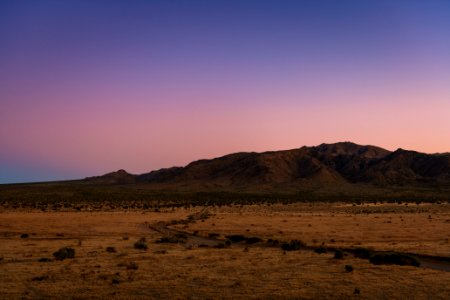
[85,169,136,184]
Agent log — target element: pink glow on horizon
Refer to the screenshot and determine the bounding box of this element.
[2,81,450,178]
[1,1,450,182]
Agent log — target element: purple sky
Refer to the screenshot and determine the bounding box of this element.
[1,0,450,183]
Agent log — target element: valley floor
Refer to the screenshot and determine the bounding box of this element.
[1,202,450,299]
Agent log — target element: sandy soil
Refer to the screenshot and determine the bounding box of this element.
[1,203,450,299]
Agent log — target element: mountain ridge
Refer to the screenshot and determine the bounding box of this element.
[87,142,450,191]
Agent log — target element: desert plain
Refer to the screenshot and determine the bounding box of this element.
[1,202,450,299]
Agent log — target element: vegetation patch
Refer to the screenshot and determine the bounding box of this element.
[31,275,49,281]
[314,245,327,254]
[134,237,148,250]
[156,236,186,244]
[225,234,263,244]
[245,237,263,244]
[369,252,420,267]
[333,249,344,259]
[53,247,75,260]
[351,247,373,259]
[225,235,247,243]
[106,246,117,253]
[281,240,306,251]
[345,265,354,272]
[38,257,53,262]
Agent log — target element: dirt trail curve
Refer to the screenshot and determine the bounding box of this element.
[146,221,224,247]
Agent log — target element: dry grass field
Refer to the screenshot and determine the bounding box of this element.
[1,203,450,299]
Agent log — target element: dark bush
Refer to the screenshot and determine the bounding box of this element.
[208,233,220,239]
[106,246,117,253]
[352,247,373,259]
[334,249,344,259]
[174,233,187,239]
[345,264,354,272]
[134,238,148,250]
[126,262,138,270]
[281,240,306,251]
[245,237,262,244]
[156,236,186,244]
[225,235,246,243]
[53,247,75,260]
[267,239,279,246]
[38,257,53,262]
[32,275,49,281]
[20,233,29,239]
[314,246,327,254]
[369,252,420,267]
[214,243,226,249]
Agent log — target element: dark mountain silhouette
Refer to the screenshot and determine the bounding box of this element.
[89,142,450,191]
[138,142,450,187]
[3,142,450,206]
[85,169,136,184]
[85,142,450,193]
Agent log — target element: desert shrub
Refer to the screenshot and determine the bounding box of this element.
[345,264,354,272]
[126,262,139,270]
[32,275,49,281]
[134,238,148,250]
[214,243,226,249]
[334,249,344,259]
[314,246,327,254]
[53,247,75,260]
[208,233,220,239]
[156,236,186,244]
[20,233,29,239]
[352,247,373,259]
[369,252,420,267]
[267,239,279,246]
[106,246,117,253]
[225,235,246,243]
[245,237,262,244]
[281,240,306,251]
[174,233,187,239]
[38,257,53,262]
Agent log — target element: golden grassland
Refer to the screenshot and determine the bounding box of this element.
[1,203,450,299]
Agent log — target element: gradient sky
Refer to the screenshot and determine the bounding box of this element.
[1,0,450,183]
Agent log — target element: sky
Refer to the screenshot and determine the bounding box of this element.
[1,0,450,183]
